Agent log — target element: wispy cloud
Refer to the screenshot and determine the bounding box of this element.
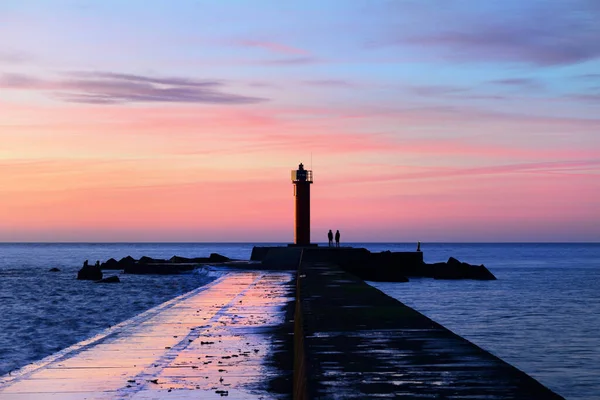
[302,79,354,87]
[407,84,468,96]
[574,73,600,81]
[263,56,320,65]
[404,84,508,101]
[66,71,224,88]
[347,160,600,185]
[0,50,32,64]
[565,93,600,103]
[238,40,309,55]
[0,71,266,105]
[0,73,44,88]
[487,78,545,91]
[247,81,279,88]
[385,0,600,66]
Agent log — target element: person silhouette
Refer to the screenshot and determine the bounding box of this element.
[417,241,421,252]
[327,230,333,247]
[335,230,340,248]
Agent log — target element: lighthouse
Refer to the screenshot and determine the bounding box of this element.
[291,163,313,245]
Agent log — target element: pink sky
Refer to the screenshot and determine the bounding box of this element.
[1,1,599,242]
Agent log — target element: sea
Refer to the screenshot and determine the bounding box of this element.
[0,243,598,400]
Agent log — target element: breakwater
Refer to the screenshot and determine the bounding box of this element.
[296,259,564,399]
[0,246,566,399]
[252,245,496,281]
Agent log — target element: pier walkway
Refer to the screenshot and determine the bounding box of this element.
[0,260,565,399]
[297,261,564,399]
[0,271,295,399]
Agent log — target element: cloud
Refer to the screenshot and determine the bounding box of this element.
[264,56,320,65]
[407,85,468,96]
[247,81,279,88]
[347,160,600,185]
[302,79,354,87]
[384,0,600,66]
[487,78,545,91]
[566,93,600,103]
[0,73,44,88]
[0,71,266,105]
[234,40,320,66]
[403,84,508,101]
[574,73,600,80]
[0,50,32,64]
[66,71,224,88]
[238,40,309,56]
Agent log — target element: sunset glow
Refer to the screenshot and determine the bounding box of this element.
[1,0,599,242]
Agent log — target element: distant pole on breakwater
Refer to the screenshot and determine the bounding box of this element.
[291,163,313,245]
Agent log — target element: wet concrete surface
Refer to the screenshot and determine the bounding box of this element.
[0,271,294,399]
[300,262,565,399]
[1,261,568,399]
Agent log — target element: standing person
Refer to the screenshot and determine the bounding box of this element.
[335,230,340,248]
[327,230,333,247]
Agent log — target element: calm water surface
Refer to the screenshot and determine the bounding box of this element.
[0,242,598,400]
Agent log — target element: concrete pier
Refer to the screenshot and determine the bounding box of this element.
[0,272,294,399]
[0,260,565,399]
[296,261,564,399]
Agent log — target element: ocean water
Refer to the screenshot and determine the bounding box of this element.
[0,243,598,400]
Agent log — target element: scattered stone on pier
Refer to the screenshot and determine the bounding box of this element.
[95,275,120,283]
[77,261,102,281]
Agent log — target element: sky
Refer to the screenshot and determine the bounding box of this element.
[0,0,599,242]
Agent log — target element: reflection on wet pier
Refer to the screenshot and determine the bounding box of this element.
[0,272,294,399]
[298,262,565,399]
[0,259,566,399]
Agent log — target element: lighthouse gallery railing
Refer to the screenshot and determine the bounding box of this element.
[291,170,313,183]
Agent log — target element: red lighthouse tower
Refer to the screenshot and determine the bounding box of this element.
[291,163,313,245]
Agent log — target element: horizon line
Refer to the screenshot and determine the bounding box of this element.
[0,241,598,245]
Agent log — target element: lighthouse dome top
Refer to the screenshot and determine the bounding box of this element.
[291,163,313,183]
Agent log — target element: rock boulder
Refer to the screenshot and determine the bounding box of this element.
[209,253,230,263]
[77,262,102,281]
[433,257,497,280]
[100,258,120,270]
[117,256,136,268]
[170,255,193,263]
